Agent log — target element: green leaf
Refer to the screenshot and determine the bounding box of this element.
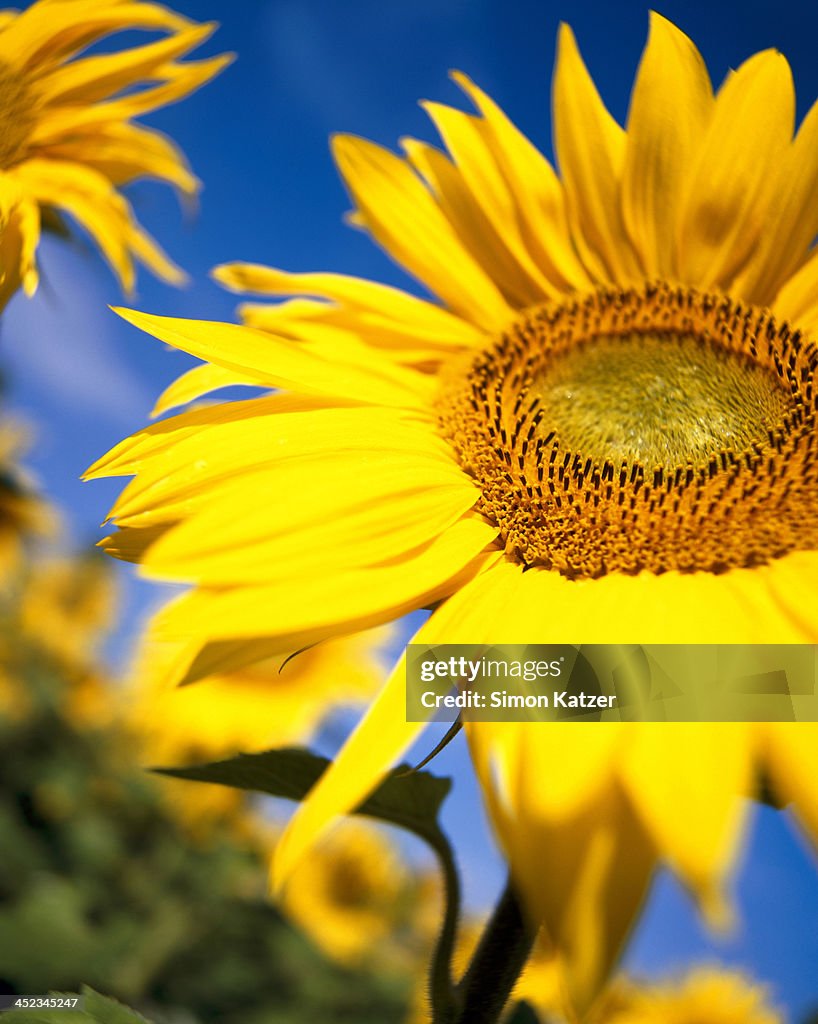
[156,746,462,1021]
[155,746,451,849]
[3,987,153,1024]
[81,989,153,1024]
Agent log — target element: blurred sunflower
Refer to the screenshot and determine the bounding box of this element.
[125,628,390,833]
[281,819,417,969]
[408,940,783,1023]
[126,628,390,763]
[17,552,115,668]
[0,419,49,578]
[0,0,230,305]
[587,967,782,1024]
[90,12,818,1013]
[0,547,116,728]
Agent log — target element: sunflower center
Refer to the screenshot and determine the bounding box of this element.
[0,63,34,168]
[534,332,789,466]
[440,282,818,578]
[330,856,376,909]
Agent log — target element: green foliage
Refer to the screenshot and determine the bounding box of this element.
[157,748,452,851]
[157,748,461,1023]
[0,648,410,1023]
[4,987,152,1024]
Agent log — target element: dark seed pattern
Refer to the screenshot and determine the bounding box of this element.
[439,282,818,578]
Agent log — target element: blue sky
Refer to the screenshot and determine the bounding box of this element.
[5,0,818,1018]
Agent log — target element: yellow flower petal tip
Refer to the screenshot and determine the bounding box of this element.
[111,306,159,333]
[210,262,250,291]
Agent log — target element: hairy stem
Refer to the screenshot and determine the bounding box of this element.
[428,835,461,1023]
[452,877,535,1024]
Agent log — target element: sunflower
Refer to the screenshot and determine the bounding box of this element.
[0,0,230,305]
[0,546,116,729]
[89,13,818,1015]
[16,553,115,670]
[586,967,782,1024]
[281,819,418,969]
[0,419,50,579]
[125,627,390,765]
[123,626,391,832]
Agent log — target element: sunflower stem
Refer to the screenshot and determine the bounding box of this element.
[451,877,534,1024]
[429,834,461,1023]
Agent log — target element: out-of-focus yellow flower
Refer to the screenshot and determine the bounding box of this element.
[0,0,230,305]
[0,420,50,581]
[124,628,390,834]
[409,943,783,1024]
[586,967,783,1024]
[0,548,118,729]
[126,627,390,764]
[18,553,116,670]
[90,12,818,1014]
[0,665,32,721]
[282,819,417,969]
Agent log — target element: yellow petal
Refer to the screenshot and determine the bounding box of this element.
[451,71,592,293]
[419,101,555,303]
[37,21,216,105]
[178,636,310,687]
[764,723,818,844]
[402,134,544,308]
[150,363,256,416]
[0,181,39,305]
[99,522,171,563]
[675,49,795,290]
[213,262,482,349]
[42,122,199,198]
[771,251,818,333]
[29,55,233,143]
[331,133,512,329]
[754,551,818,642]
[468,721,654,1016]
[113,307,435,408]
[272,652,427,894]
[134,455,480,585]
[86,393,333,479]
[12,159,137,291]
[127,221,186,286]
[108,408,452,526]
[0,2,192,67]
[618,723,753,920]
[733,95,818,305]
[152,514,498,649]
[508,561,818,644]
[273,554,503,893]
[622,13,713,276]
[237,296,468,367]
[553,23,641,284]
